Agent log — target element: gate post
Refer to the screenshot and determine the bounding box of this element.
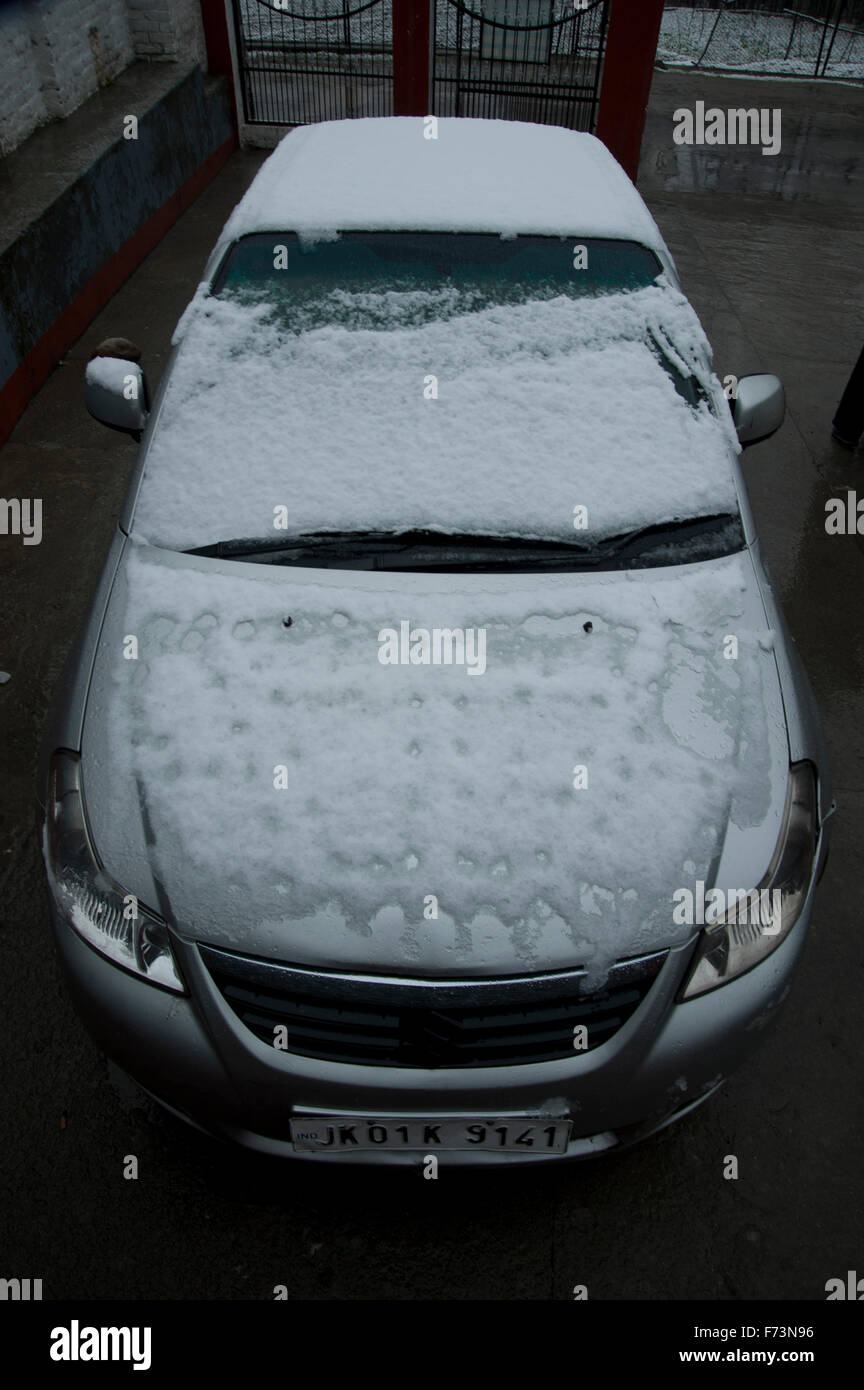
[200,0,234,78]
[595,0,665,183]
[200,1,240,130]
[392,0,434,115]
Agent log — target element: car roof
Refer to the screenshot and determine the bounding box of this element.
[218,117,671,262]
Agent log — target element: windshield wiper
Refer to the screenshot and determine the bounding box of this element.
[185,530,603,570]
[185,517,744,572]
[646,330,709,410]
[594,513,744,563]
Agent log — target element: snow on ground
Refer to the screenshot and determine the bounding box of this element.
[95,541,775,978]
[659,8,864,79]
[132,281,738,551]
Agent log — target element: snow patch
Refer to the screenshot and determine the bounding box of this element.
[95,543,776,978]
[133,283,738,551]
[220,118,669,250]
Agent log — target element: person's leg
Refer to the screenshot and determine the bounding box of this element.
[832,345,864,448]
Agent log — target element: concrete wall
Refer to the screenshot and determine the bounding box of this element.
[0,0,207,156]
[0,65,235,431]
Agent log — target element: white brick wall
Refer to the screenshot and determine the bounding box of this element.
[126,0,206,65]
[30,0,135,119]
[0,5,46,156]
[0,0,208,156]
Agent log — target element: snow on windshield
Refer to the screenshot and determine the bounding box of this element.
[132,281,739,552]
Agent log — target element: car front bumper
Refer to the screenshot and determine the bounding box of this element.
[46,833,826,1166]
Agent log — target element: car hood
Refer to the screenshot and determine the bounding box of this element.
[81,541,789,981]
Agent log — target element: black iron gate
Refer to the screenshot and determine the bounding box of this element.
[231,0,611,129]
[432,0,610,129]
[231,0,395,124]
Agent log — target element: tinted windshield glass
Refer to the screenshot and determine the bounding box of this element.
[211,232,663,330]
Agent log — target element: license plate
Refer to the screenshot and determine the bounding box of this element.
[290,1117,572,1153]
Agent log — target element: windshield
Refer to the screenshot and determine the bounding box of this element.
[134,230,741,559]
[194,235,732,568]
[211,231,663,330]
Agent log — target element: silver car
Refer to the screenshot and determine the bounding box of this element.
[40,118,832,1164]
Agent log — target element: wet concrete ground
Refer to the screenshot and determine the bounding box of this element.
[0,72,862,1300]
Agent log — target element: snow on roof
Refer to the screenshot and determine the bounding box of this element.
[220,118,669,254]
[133,282,738,552]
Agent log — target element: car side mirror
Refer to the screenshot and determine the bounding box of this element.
[731,373,785,446]
[84,339,149,437]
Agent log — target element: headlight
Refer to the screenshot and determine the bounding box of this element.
[43,751,185,993]
[680,761,819,1000]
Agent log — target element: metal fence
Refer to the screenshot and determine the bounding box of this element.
[231,0,610,129]
[231,0,395,124]
[432,0,610,129]
[659,2,864,79]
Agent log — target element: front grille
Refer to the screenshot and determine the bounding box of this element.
[199,944,667,1068]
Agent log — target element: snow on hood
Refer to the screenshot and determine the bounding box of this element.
[81,543,788,982]
[219,118,669,250]
[132,283,738,551]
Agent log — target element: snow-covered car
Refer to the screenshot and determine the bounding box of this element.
[40,118,832,1164]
